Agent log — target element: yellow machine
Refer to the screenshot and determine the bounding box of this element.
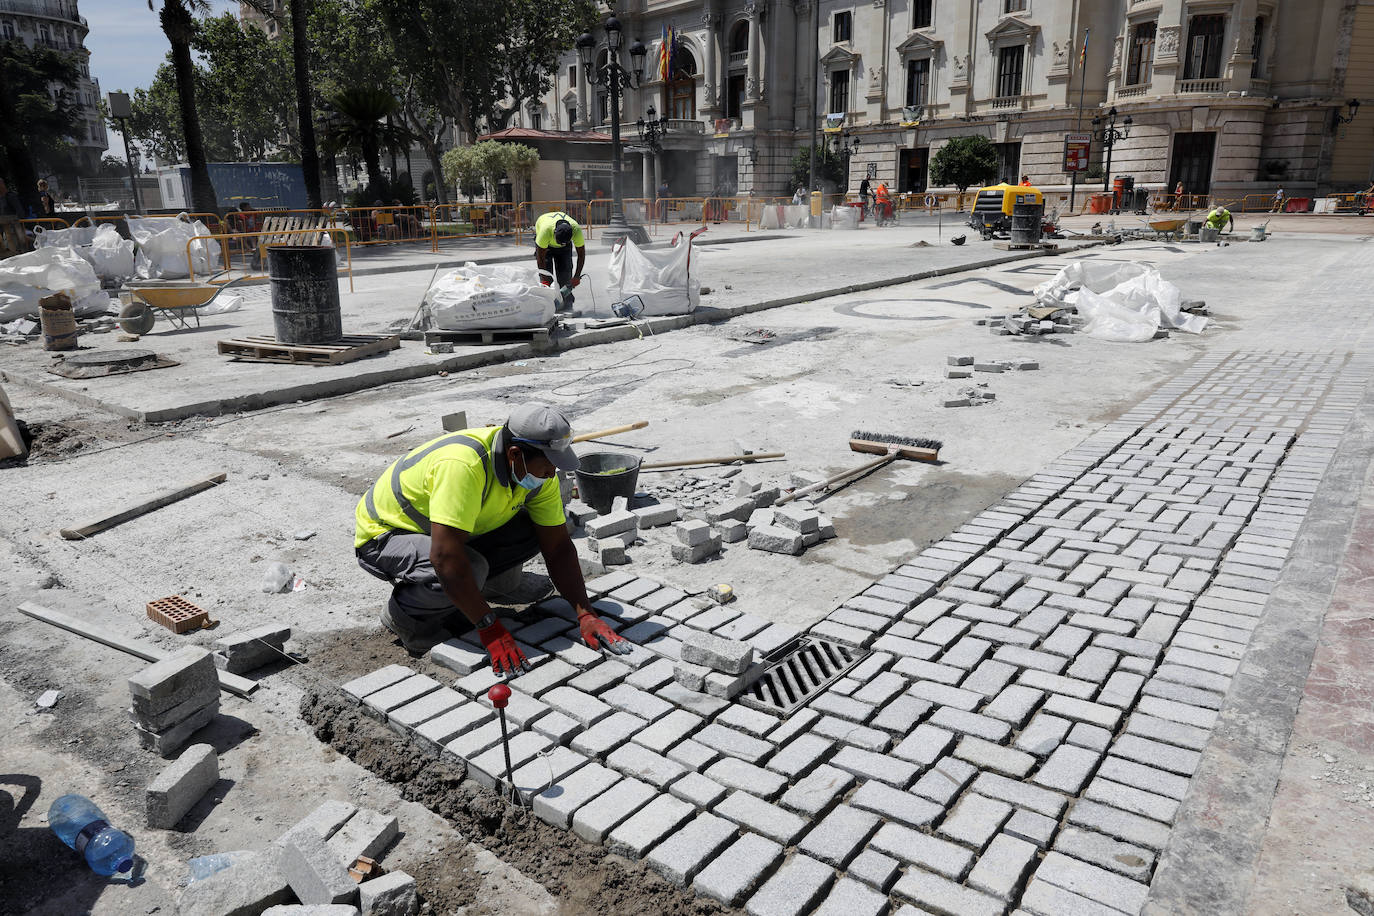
[969,183,1044,234]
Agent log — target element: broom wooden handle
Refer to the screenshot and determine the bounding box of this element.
[776,453,897,505]
[572,421,648,443]
[639,451,785,471]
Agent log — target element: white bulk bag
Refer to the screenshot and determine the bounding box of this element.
[424,262,556,330]
[605,234,700,317]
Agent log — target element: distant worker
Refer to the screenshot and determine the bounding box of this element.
[36,179,55,216]
[874,181,893,224]
[858,177,872,214]
[1270,186,1285,213]
[1020,174,1032,187]
[792,186,807,206]
[354,403,630,670]
[1206,206,1233,233]
[533,211,585,312]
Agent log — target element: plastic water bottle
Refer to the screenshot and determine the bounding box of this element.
[48,794,135,876]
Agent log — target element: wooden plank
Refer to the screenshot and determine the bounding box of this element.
[17,601,258,697]
[217,334,399,366]
[60,473,227,540]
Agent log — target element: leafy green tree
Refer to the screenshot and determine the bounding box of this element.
[502,143,541,205]
[930,136,998,208]
[150,0,218,212]
[194,15,295,160]
[322,87,411,199]
[789,144,845,194]
[441,145,483,202]
[0,38,80,214]
[376,0,595,140]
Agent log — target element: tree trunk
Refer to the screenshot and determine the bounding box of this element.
[161,1,218,214]
[0,61,42,217]
[361,136,386,199]
[423,140,448,205]
[290,0,321,209]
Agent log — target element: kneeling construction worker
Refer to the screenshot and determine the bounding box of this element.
[534,210,586,312]
[1205,206,1233,234]
[354,403,629,673]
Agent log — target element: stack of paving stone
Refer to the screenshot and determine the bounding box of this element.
[674,630,761,700]
[213,624,291,674]
[175,799,411,916]
[745,505,835,555]
[127,646,221,757]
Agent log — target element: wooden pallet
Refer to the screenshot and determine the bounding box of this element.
[217,333,400,365]
[424,325,554,347]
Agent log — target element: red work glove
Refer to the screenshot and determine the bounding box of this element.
[579,612,630,655]
[570,276,581,288]
[539,275,552,287]
[477,619,530,676]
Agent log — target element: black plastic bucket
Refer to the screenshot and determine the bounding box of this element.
[574,452,642,513]
[1010,202,1043,246]
[267,245,341,344]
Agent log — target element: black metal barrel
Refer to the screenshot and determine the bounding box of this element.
[1010,202,1044,246]
[267,246,341,344]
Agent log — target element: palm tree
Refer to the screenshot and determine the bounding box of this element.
[149,0,217,213]
[321,87,411,199]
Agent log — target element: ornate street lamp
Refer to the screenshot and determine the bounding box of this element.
[636,104,668,153]
[577,18,648,245]
[832,131,861,180]
[1091,105,1132,194]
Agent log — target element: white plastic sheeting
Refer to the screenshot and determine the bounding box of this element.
[0,246,114,320]
[423,262,556,330]
[1034,260,1208,343]
[127,215,221,279]
[605,232,701,317]
[757,204,811,230]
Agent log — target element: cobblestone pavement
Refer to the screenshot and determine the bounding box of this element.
[336,340,1373,915]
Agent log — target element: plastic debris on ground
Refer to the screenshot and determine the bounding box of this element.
[1033,260,1208,342]
[126,215,221,280]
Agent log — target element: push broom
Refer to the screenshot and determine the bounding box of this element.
[776,430,941,505]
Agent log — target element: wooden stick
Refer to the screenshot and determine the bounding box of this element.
[17,601,257,697]
[572,421,648,444]
[639,451,785,471]
[776,453,897,505]
[60,472,227,541]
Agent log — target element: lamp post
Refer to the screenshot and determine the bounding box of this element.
[1090,105,1132,195]
[106,91,142,214]
[637,104,668,214]
[577,18,648,245]
[832,131,861,182]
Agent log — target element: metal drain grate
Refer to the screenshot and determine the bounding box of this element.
[739,636,866,716]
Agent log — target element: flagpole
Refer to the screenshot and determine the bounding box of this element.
[1069,28,1089,214]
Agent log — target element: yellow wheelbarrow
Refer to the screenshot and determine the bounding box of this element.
[117,272,249,335]
[1147,217,1189,241]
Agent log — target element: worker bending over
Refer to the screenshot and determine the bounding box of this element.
[355,403,628,674]
[1205,206,1233,234]
[534,211,586,312]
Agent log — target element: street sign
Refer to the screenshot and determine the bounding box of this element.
[1063,133,1091,173]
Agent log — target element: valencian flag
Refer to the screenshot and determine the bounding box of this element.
[1078,29,1089,68]
[659,24,677,81]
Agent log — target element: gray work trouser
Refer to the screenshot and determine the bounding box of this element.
[355,513,542,627]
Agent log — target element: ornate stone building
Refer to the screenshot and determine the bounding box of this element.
[0,0,107,172]
[538,0,1374,203]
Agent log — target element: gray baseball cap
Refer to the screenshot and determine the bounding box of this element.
[507,404,579,471]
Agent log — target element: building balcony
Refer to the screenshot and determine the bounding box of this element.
[0,0,82,25]
[1116,84,1150,99]
[728,51,748,67]
[990,95,1028,110]
[666,119,705,134]
[1178,78,1225,94]
[35,36,82,52]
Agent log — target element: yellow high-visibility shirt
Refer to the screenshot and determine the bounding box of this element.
[354,426,565,548]
[533,211,586,249]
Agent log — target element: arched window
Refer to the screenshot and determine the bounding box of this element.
[729,22,749,56]
[726,24,749,118]
[666,47,698,120]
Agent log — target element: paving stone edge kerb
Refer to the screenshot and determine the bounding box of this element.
[1143,355,1374,916]
[0,240,1110,425]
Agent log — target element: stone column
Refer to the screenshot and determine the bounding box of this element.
[702,11,720,116]
[1227,0,1259,92]
[576,64,590,130]
[746,0,762,101]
